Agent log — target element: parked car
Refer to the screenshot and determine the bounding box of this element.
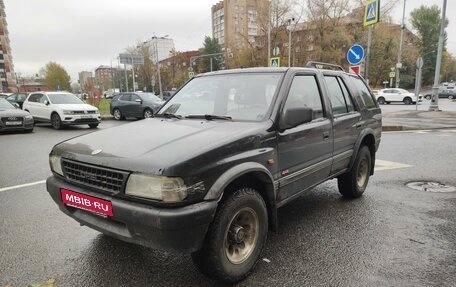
[110,92,164,120]
[423,87,456,100]
[46,64,381,284]
[375,88,421,104]
[0,98,34,133]
[0,93,13,98]
[6,92,28,109]
[22,91,100,129]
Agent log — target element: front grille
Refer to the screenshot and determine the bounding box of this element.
[62,159,129,194]
[87,111,97,114]
[1,116,24,123]
[73,111,85,114]
[73,118,99,123]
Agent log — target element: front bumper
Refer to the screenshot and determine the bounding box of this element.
[61,114,101,125]
[47,176,217,253]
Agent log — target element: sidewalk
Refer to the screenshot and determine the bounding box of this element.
[382,110,456,131]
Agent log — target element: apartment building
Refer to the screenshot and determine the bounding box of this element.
[0,0,16,92]
[212,0,268,49]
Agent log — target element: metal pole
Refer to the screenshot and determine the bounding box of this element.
[429,0,447,111]
[365,25,373,82]
[155,40,163,97]
[210,57,213,72]
[287,18,293,67]
[131,56,136,92]
[396,0,406,88]
[267,0,271,66]
[124,63,129,92]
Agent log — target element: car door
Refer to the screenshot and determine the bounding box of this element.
[277,73,333,202]
[323,74,361,174]
[116,94,131,116]
[24,93,45,120]
[129,94,143,117]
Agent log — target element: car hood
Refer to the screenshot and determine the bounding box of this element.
[0,109,31,117]
[53,118,271,173]
[53,104,98,111]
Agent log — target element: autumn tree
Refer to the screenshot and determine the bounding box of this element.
[410,5,448,85]
[42,62,71,91]
[198,36,223,73]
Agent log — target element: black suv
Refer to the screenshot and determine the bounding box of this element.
[110,92,165,120]
[47,63,381,284]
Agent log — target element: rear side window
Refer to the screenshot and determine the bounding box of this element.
[350,76,376,109]
[119,94,131,101]
[28,94,43,103]
[324,76,355,115]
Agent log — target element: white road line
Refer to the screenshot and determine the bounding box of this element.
[0,180,46,193]
[375,160,412,171]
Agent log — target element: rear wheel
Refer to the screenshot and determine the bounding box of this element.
[191,188,268,284]
[51,113,62,130]
[338,145,372,198]
[113,108,124,120]
[449,95,454,100]
[377,97,385,105]
[425,95,431,100]
[403,97,412,105]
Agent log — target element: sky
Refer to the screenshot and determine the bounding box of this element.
[4,0,456,82]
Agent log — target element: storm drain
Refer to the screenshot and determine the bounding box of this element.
[406,182,456,193]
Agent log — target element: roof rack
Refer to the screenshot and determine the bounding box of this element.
[305,61,344,71]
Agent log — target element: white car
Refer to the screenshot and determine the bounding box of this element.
[375,88,422,105]
[22,91,101,129]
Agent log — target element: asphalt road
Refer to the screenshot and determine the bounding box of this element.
[1,121,455,286]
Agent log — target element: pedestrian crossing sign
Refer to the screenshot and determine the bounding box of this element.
[270,57,280,67]
[364,0,380,26]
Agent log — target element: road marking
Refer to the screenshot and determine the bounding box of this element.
[375,160,412,171]
[0,180,46,193]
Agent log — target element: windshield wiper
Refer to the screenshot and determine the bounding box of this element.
[157,113,182,119]
[185,114,232,121]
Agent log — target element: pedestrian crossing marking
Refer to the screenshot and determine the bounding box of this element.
[375,160,412,171]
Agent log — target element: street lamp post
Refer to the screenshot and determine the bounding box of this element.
[287,18,295,67]
[396,0,406,88]
[429,0,447,111]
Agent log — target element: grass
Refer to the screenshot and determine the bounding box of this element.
[98,99,111,116]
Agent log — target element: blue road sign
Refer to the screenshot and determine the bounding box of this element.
[347,44,365,65]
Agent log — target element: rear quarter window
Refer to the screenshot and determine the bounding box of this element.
[350,76,377,109]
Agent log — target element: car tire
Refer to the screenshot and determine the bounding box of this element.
[51,113,62,130]
[449,95,454,100]
[113,108,124,120]
[25,128,33,133]
[425,95,431,100]
[377,97,385,105]
[338,145,371,198]
[191,188,268,284]
[88,123,99,129]
[403,97,412,105]
[143,108,153,119]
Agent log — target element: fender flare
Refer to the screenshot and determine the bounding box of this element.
[349,128,376,174]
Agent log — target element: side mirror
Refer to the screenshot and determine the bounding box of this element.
[135,99,142,103]
[44,100,50,105]
[280,107,313,130]
[13,103,20,109]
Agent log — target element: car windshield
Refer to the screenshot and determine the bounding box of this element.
[0,98,15,109]
[157,73,282,121]
[139,93,162,102]
[48,93,85,104]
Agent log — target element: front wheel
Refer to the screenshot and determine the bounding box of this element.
[448,95,454,100]
[377,97,385,105]
[191,188,268,284]
[51,113,62,130]
[403,97,412,105]
[338,146,372,198]
[143,108,153,119]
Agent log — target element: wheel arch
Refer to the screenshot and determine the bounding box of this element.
[204,162,278,232]
[350,131,376,176]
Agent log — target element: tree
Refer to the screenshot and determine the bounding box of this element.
[410,5,448,85]
[199,37,222,73]
[42,62,71,91]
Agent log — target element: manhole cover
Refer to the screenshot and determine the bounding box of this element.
[406,182,456,193]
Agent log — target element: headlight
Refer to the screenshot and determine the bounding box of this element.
[63,110,74,115]
[25,115,33,120]
[49,155,63,176]
[125,173,187,202]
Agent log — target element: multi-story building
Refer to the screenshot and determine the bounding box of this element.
[94,65,114,90]
[145,37,175,62]
[0,0,16,92]
[212,0,268,49]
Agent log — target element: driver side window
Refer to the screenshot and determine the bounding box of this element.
[284,75,324,120]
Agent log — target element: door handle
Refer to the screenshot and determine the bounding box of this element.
[323,131,330,140]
